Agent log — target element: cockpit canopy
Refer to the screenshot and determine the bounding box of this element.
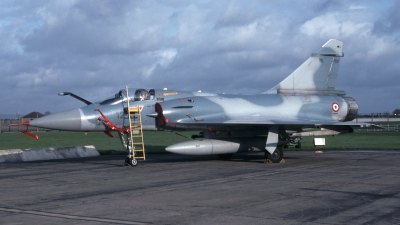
[99,88,155,105]
[134,89,155,101]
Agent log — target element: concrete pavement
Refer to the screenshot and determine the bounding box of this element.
[1,151,399,224]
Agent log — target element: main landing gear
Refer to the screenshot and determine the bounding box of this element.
[265,146,284,164]
[265,126,285,164]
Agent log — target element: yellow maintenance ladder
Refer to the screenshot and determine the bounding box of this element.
[127,106,146,161]
[125,87,146,166]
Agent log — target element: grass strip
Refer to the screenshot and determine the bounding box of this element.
[1,130,399,155]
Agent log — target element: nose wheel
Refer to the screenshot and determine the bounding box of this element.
[124,157,138,167]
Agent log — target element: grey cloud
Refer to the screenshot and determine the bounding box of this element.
[373,1,400,35]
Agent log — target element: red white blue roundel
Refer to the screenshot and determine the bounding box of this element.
[332,102,340,112]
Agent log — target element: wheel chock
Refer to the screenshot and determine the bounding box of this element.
[264,158,286,164]
[264,159,272,164]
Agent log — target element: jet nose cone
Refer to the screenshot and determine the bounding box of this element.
[30,109,82,131]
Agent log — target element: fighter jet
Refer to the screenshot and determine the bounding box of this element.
[11,39,378,166]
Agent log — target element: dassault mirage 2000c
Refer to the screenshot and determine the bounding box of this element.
[12,39,378,166]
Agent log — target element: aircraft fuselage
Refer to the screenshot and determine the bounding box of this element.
[30,90,357,133]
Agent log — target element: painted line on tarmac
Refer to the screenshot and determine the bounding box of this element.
[0,207,150,225]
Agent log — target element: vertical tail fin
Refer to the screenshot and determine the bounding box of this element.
[266,39,345,95]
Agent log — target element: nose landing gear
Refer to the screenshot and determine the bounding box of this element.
[124,156,138,167]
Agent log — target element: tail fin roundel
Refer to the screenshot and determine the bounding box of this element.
[266,39,345,96]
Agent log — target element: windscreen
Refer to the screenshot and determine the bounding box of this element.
[99,91,125,105]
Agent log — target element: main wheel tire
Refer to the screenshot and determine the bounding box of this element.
[217,153,233,160]
[266,147,283,163]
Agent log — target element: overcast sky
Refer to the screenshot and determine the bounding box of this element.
[1,0,399,117]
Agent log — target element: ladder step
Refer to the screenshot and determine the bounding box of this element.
[127,106,140,111]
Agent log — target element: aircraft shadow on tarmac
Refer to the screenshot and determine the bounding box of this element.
[128,152,304,165]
